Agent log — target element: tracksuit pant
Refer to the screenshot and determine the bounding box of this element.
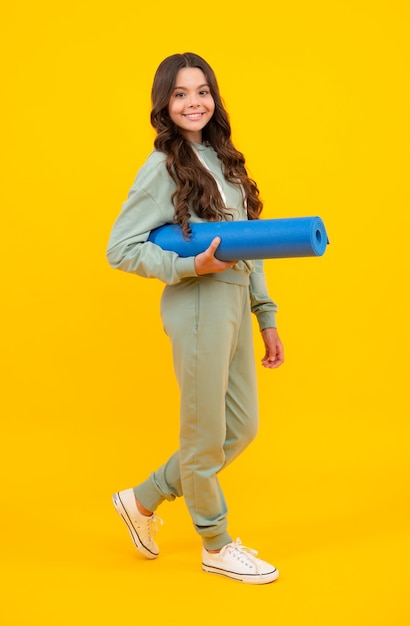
[134,269,258,551]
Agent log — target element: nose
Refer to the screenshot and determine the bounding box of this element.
[188,94,200,107]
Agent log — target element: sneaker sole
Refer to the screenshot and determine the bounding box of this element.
[202,563,279,584]
[112,492,159,560]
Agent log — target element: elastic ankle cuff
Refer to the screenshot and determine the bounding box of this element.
[202,533,232,552]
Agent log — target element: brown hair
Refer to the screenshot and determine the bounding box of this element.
[151,52,263,237]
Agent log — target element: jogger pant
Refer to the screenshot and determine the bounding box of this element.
[134,269,259,550]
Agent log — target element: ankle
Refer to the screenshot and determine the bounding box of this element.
[205,547,222,554]
[135,498,153,517]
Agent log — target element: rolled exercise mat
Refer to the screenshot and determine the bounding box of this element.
[148,216,329,260]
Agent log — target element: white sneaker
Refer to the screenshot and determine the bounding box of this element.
[202,538,279,584]
[112,489,163,560]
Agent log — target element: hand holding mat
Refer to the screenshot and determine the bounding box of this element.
[148,217,329,260]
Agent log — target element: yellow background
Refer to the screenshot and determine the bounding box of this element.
[1,1,409,624]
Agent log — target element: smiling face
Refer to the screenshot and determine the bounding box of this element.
[168,67,215,143]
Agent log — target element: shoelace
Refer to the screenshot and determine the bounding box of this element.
[220,538,258,561]
[148,513,164,537]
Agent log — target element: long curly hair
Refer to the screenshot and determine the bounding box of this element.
[150,52,263,238]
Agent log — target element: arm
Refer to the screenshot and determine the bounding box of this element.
[249,259,284,369]
[106,159,197,285]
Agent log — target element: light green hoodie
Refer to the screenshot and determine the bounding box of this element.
[106,143,278,330]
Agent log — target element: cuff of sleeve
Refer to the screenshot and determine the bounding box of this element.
[175,256,197,280]
[257,311,277,331]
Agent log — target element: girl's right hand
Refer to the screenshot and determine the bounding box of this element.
[194,237,238,275]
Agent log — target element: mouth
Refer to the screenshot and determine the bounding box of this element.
[183,112,205,120]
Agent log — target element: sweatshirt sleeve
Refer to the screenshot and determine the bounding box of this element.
[249,259,278,330]
[106,159,197,285]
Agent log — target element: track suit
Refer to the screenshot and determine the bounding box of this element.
[106,143,278,550]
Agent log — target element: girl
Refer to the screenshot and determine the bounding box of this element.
[107,52,284,584]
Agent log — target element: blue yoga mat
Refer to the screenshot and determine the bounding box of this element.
[148,217,329,260]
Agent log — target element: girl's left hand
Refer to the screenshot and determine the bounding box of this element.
[260,328,284,369]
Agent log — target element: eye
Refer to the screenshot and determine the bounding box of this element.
[199,90,209,96]
[175,92,185,98]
